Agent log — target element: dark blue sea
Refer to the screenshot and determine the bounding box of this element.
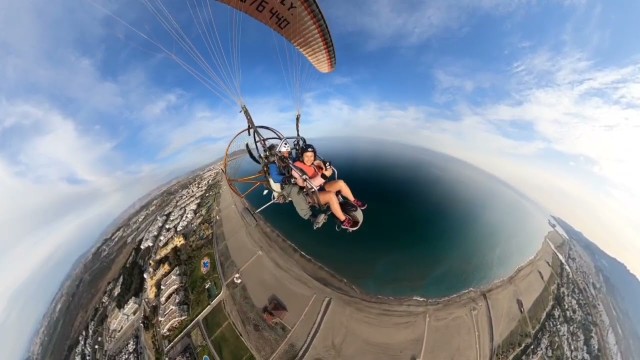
[239,138,551,298]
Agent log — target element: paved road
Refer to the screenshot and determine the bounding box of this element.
[295,297,332,360]
[199,321,222,360]
[164,290,226,352]
[164,182,229,359]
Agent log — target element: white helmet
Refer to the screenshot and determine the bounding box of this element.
[277,141,291,153]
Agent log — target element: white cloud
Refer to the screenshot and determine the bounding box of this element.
[491,52,640,198]
[0,2,233,358]
[0,0,122,108]
[2,0,638,359]
[328,0,581,47]
[141,92,184,119]
[0,101,115,183]
[0,170,185,359]
[0,100,144,358]
[0,44,240,360]
[0,99,217,359]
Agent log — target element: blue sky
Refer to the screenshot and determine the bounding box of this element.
[2,0,640,358]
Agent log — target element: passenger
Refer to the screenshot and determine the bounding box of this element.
[291,144,366,230]
[267,141,313,220]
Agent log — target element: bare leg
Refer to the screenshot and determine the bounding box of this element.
[316,191,346,221]
[323,180,355,201]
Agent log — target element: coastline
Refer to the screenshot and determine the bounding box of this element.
[216,181,562,359]
[247,196,555,306]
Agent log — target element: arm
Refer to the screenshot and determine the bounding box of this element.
[314,160,333,179]
[293,166,326,187]
[268,163,285,184]
[291,169,307,187]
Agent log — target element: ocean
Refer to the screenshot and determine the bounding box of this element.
[238,137,551,298]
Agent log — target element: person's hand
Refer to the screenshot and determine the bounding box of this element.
[323,167,333,177]
[282,176,295,185]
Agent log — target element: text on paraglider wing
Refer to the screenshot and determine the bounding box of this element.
[278,0,298,13]
[268,8,291,29]
[238,0,269,12]
[236,0,300,30]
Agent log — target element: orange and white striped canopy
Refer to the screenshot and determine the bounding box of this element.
[217,0,336,73]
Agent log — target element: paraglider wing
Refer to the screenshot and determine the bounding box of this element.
[217,0,336,73]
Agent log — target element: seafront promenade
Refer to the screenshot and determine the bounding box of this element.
[215,182,561,359]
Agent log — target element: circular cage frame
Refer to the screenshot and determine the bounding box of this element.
[222,125,287,199]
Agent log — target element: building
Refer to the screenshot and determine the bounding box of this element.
[154,235,186,261]
[160,267,186,304]
[159,292,188,335]
[159,292,184,321]
[145,262,171,299]
[160,305,189,335]
[106,298,140,343]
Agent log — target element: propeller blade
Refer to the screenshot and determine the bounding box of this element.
[245,142,261,165]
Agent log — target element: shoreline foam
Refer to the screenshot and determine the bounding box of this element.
[245,196,553,305]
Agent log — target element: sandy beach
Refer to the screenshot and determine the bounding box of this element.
[214,181,561,360]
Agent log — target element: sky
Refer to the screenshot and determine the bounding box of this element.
[1,0,639,358]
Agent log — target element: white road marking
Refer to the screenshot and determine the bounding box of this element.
[419,313,430,360]
[269,294,318,360]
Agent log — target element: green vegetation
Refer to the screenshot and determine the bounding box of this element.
[201,302,258,359]
[192,324,214,358]
[197,345,214,359]
[191,327,207,348]
[212,323,254,360]
[116,246,145,309]
[551,254,562,276]
[224,282,290,358]
[203,303,228,338]
[496,262,564,360]
[141,328,163,360]
[527,271,557,329]
[165,185,223,342]
[165,246,221,342]
[92,306,108,331]
[495,316,532,360]
[187,250,221,313]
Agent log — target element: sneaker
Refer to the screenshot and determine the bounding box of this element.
[351,198,367,210]
[340,215,357,230]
